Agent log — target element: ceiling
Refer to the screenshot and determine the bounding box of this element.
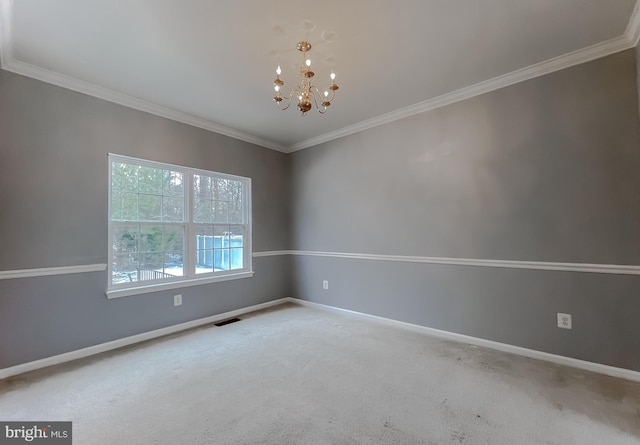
[1,0,639,152]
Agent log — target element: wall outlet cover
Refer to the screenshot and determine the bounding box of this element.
[557,313,572,329]
[174,294,183,306]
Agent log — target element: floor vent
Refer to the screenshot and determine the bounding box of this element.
[214,317,242,327]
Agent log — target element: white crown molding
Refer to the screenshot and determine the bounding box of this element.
[292,298,640,383]
[625,0,640,46]
[1,0,639,153]
[0,0,285,152]
[257,250,640,275]
[287,34,635,152]
[0,0,12,67]
[0,264,107,280]
[3,60,288,152]
[0,297,290,379]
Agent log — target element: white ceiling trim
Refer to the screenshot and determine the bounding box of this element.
[2,60,286,152]
[288,34,635,152]
[626,0,640,45]
[1,0,639,153]
[0,0,12,67]
[0,0,286,152]
[3,59,288,152]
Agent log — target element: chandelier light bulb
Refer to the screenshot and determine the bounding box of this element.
[330,71,336,80]
[274,85,280,92]
[306,59,311,67]
[324,90,329,97]
[276,65,281,75]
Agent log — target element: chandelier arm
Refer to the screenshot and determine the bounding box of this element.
[312,87,326,109]
[276,94,293,110]
[312,87,331,114]
[278,100,292,111]
[324,87,336,102]
[310,88,322,112]
[277,86,298,111]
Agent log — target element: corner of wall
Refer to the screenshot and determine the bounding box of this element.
[636,42,640,122]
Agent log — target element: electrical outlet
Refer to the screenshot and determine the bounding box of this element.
[174,294,183,306]
[322,280,329,290]
[557,313,571,329]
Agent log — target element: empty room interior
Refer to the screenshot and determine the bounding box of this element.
[2,1,640,444]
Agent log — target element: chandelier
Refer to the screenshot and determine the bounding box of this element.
[273,41,339,115]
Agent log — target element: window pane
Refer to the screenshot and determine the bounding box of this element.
[230,248,243,270]
[196,228,214,258]
[229,226,244,247]
[112,224,139,254]
[213,178,229,200]
[195,225,214,274]
[163,225,184,251]
[196,250,214,274]
[139,194,162,221]
[228,180,242,203]
[163,196,184,222]
[111,191,138,221]
[139,253,164,280]
[196,225,214,239]
[213,201,228,223]
[228,198,243,223]
[214,225,230,248]
[193,175,212,200]
[138,166,163,194]
[214,249,230,271]
[111,162,138,192]
[193,197,212,223]
[164,170,184,197]
[112,253,138,284]
[140,226,163,252]
[164,252,184,277]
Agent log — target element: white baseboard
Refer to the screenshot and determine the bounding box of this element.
[0,298,290,380]
[4,296,639,384]
[287,298,640,383]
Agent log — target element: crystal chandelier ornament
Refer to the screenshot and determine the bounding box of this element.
[273,41,339,115]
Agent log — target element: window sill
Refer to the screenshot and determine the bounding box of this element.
[106,271,255,299]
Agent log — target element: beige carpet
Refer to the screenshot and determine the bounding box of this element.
[1,302,639,444]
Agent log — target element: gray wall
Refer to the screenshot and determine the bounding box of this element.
[3,48,640,373]
[0,71,291,368]
[290,49,640,371]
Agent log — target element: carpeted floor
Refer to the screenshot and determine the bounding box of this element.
[1,302,639,444]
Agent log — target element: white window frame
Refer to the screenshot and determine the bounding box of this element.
[107,154,253,299]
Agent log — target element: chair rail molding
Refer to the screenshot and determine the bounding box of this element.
[253,250,640,276]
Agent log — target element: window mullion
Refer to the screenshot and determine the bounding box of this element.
[244,179,252,273]
[186,171,196,278]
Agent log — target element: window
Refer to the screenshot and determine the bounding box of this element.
[108,154,252,297]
